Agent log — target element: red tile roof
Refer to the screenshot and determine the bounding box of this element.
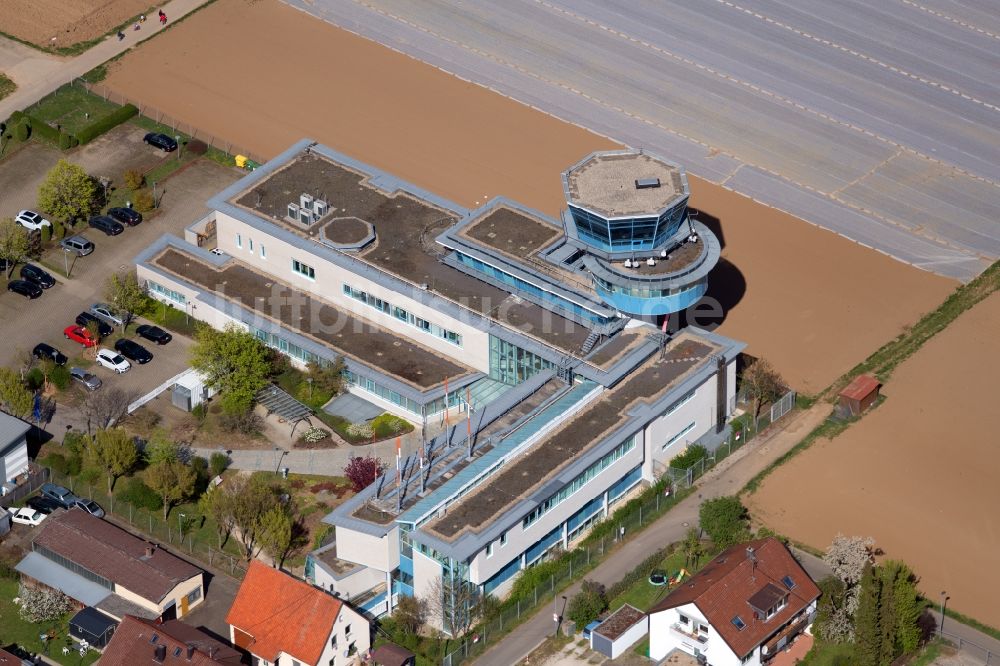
[32,509,202,603]
[0,648,22,666]
[839,374,880,401]
[648,538,820,659]
[99,615,243,666]
[226,560,343,664]
[372,643,416,666]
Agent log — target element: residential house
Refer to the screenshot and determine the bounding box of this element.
[98,615,243,666]
[227,560,370,666]
[15,509,204,621]
[648,537,821,666]
[0,411,30,492]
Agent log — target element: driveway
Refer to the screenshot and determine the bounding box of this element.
[181,569,241,641]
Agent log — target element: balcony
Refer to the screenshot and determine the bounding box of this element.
[671,623,709,645]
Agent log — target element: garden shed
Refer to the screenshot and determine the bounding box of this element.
[590,604,648,659]
[69,607,118,648]
[837,374,881,417]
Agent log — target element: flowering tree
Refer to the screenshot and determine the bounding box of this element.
[18,584,72,623]
[344,455,386,492]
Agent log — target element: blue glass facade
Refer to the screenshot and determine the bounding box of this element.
[592,277,707,316]
[608,465,643,503]
[569,203,687,253]
[483,556,521,594]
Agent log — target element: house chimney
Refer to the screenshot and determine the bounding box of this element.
[145,545,155,558]
[186,643,196,660]
[154,644,167,662]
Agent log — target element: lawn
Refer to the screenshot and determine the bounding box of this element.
[608,549,710,612]
[0,73,15,100]
[24,85,120,136]
[0,579,100,666]
[798,640,855,665]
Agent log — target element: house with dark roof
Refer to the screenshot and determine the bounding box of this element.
[648,537,821,666]
[15,509,204,621]
[98,615,243,666]
[227,560,370,666]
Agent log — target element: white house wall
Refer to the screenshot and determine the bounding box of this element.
[608,617,648,659]
[213,212,491,374]
[649,602,756,666]
[317,604,370,666]
[313,563,384,601]
[335,525,400,573]
[1,436,28,482]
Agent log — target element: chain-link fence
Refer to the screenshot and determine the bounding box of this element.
[47,468,248,579]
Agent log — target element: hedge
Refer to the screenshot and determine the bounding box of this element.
[26,114,60,143]
[605,544,675,601]
[75,104,137,144]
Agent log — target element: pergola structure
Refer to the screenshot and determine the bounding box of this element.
[256,384,313,438]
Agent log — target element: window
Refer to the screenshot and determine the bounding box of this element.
[249,238,254,252]
[292,259,315,279]
[781,575,796,590]
[260,244,266,259]
[330,635,337,647]
[173,647,182,657]
[344,624,351,637]
[150,634,159,644]
[343,282,463,346]
[731,616,746,630]
[187,587,202,604]
[663,422,697,450]
[741,651,755,664]
[500,532,507,547]
[486,542,493,558]
[236,234,242,248]
[678,614,689,625]
[698,624,709,634]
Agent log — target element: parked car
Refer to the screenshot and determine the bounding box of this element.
[75,312,113,338]
[26,496,62,515]
[69,367,102,391]
[90,303,124,328]
[20,264,55,289]
[40,483,80,509]
[114,338,152,364]
[14,210,52,232]
[7,279,42,299]
[88,215,124,236]
[72,499,105,518]
[107,207,142,226]
[63,325,97,348]
[95,348,131,374]
[60,235,95,257]
[143,132,178,152]
[32,343,68,366]
[8,507,47,527]
[136,324,172,345]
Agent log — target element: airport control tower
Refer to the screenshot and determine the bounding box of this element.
[562,150,720,318]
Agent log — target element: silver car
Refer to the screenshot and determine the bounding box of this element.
[90,303,124,327]
[69,367,102,391]
[60,235,95,256]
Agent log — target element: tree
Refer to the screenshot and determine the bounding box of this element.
[741,358,785,424]
[84,319,103,350]
[87,428,139,492]
[17,583,72,623]
[889,562,922,655]
[393,594,429,634]
[344,455,386,492]
[426,572,477,636]
[104,270,147,331]
[306,357,347,395]
[698,496,749,549]
[37,159,97,227]
[144,459,197,519]
[227,473,284,560]
[80,386,137,432]
[190,323,271,414]
[198,485,236,549]
[0,367,33,418]
[824,534,875,624]
[854,564,882,666]
[0,218,29,277]
[258,505,293,567]
[680,526,705,569]
[144,430,182,465]
[813,575,852,642]
[209,452,230,477]
[567,580,607,628]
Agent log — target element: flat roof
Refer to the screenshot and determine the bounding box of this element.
[427,332,719,539]
[231,150,593,354]
[153,247,471,389]
[594,604,647,640]
[565,151,686,218]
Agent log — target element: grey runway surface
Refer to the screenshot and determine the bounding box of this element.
[282,0,1000,281]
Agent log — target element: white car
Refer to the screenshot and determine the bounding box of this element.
[15,210,52,232]
[90,303,124,327]
[9,507,47,527]
[95,348,131,374]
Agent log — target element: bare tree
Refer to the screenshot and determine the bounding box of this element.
[426,572,478,637]
[741,357,785,425]
[81,387,137,433]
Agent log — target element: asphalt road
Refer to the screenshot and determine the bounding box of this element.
[286,0,1000,280]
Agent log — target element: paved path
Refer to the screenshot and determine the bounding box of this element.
[288,0,1000,280]
[476,402,833,665]
[0,0,211,121]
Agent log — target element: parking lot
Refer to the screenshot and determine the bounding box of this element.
[0,135,241,414]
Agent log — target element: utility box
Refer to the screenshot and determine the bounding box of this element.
[171,370,216,412]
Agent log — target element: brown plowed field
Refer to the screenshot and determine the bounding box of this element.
[750,291,1000,627]
[101,0,956,393]
[0,0,152,49]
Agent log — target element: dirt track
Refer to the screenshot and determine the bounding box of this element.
[0,0,153,48]
[101,0,956,394]
[749,291,1000,627]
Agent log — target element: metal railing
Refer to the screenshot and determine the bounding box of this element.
[941,628,999,665]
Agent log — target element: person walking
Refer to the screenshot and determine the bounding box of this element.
[117,30,125,41]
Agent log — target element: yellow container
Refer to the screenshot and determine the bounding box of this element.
[234,154,247,168]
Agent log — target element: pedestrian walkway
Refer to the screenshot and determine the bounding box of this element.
[0,0,210,121]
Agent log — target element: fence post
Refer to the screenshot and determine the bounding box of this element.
[534,587,537,606]
[569,559,573,578]
[639,505,643,525]
[517,599,520,618]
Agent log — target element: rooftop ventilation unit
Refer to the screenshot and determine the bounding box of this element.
[299,208,314,225]
[313,199,328,218]
[646,257,656,266]
[623,259,632,268]
[300,193,314,210]
[287,203,300,220]
[635,177,661,190]
[660,249,668,258]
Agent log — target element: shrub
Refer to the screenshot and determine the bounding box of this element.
[371,413,411,438]
[14,121,29,141]
[567,580,607,628]
[670,444,708,471]
[133,189,154,212]
[25,368,44,390]
[130,408,161,431]
[58,132,77,150]
[343,455,385,492]
[0,557,18,580]
[26,116,59,143]
[209,451,229,477]
[191,402,207,422]
[186,139,208,155]
[74,104,138,144]
[78,467,101,486]
[123,168,144,191]
[42,452,68,474]
[302,427,330,443]
[220,410,264,435]
[49,364,70,390]
[346,422,374,440]
[63,430,89,456]
[40,224,51,243]
[65,455,82,476]
[119,476,163,511]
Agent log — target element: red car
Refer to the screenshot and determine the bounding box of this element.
[63,325,96,347]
